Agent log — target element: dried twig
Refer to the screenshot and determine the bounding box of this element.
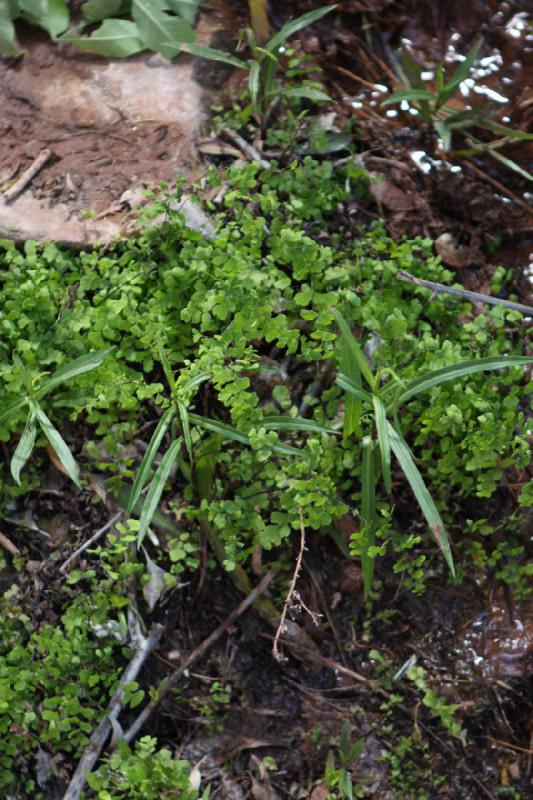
[120,569,276,745]
[3,149,52,203]
[397,271,533,316]
[273,509,307,662]
[0,530,20,557]
[62,623,164,800]
[220,125,271,169]
[60,512,123,573]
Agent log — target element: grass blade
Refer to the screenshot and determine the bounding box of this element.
[249,58,261,116]
[438,39,482,107]
[181,42,248,69]
[35,407,81,488]
[373,397,391,494]
[261,415,338,435]
[0,398,26,426]
[387,422,454,575]
[38,349,112,398]
[178,400,193,462]
[361,436,376,597]
[397,355,533,406]
[189,413,302,457]
[338,335,361,439]
[127,407,175,516]
[381,89,435,107]
[11,411,37,485]
[137,437,182,548]
[336,374,373,405]
[266,5,336,53]
[333,309,375,388]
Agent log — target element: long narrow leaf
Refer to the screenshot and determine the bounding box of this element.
[180,371,211,395]
[261,415,338,435]
[487,148,533,182]
[181,42,247,69]
[248,58,261,116]
[361,436,376,597]
[338,336,361,439]
[0,398,26,426]
[38,349,112,398]
[381,89,436,107]
[127,407,175,516]
[333,309,375,388]
[438,39,482,107]
[11,412,37,485]
[266,4,336,53]
[137,437,182,548]
[178,400,193,462]
[336,374,373,405]
[397,355,533,406]
[373,397,391,494]
[35,407,81,488]
[387,423,454,575]
[189,413,302,457]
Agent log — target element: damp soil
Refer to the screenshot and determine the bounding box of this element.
[1,1,532,798]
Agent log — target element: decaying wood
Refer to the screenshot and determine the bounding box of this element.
[3,149,52,203]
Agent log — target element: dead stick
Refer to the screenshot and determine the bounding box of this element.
[60,512,123,573]
[0,530,20,557]
[62,623,164,800]
[397,271,533,316]
[3,149,52,202]
[220,125,271,170]
[273,510,306,661]
[121,569,276,745]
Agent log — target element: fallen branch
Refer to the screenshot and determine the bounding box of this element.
[3,149,52,203]
[62,623,164,800]
[60,511,123,573]
[397,271,533,316]
[220,125,271,170]
[121,569,276,745]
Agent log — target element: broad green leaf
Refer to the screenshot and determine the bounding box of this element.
[65,19,144,58]
[261,415,338,435]
[336,374,373,406]
[397,355,533,406]
[280,85,330,103]
[381,89,436,107]
[127,407,175,516]
[387,423,454,575]
[0,2,18,55]
[373,397,391,494]
[81,0,121,22]
[20,0,69,37]
[188,413,302,457]
[437,39,482,107]
[181,42,248,69]
[361,436,376,597]
[35,407,81,488]
[266,4,336,53]
[38,349,112,398]
[11,412,37,485]
[333,309,375,388]
[137,436,182,547]
[166,0,199,24]
[132,0,194,59]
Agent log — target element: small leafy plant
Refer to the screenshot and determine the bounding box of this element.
[382,41,533,179]
[323,721,364,799]
[0,349,110,487]
[184,5,335,128]
[334,308,532,596]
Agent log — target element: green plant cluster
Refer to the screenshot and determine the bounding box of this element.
[0,0,199,57]
[0,587,122,796]
[1,156,530,591]
[86,736,201,799]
